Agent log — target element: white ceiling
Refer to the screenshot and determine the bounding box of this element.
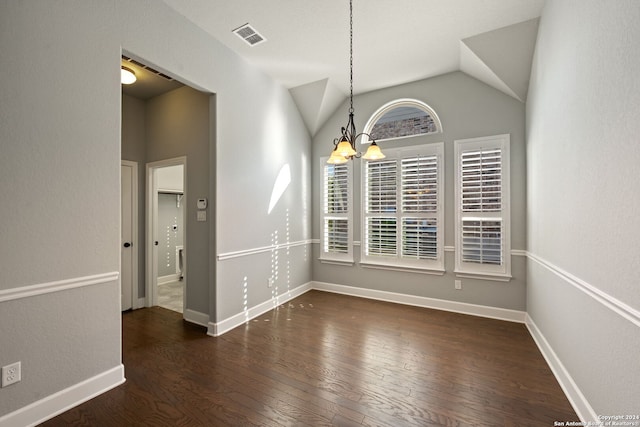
[162,0,544,134]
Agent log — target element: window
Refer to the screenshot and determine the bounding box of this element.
[361,144,444,273]
[454,135,511,280]
[361,98,442,144]
[320,159,353,263]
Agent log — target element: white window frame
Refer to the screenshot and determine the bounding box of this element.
[361,143,444,274]
[454,134,511,281]
[319,158,353,264]
[361,98,443,145]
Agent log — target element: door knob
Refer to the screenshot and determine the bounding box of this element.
[123,242,132,248]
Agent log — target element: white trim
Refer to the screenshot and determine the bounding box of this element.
[208,282,313,336]
[0,365,125,427]
[183,308,209,327]
[217,239,313,261]
[528,252,640,328]
[312,281,525,323]
[319,259,355,266]
[426,245,527,256]
[361,98,443,145]
[137,297,146,308]
[311,239,362,247]
[0,272,119,303]
[454,271,512,282]
[121,160,139,310]
[525,315,597,423]
[360,262,445,276]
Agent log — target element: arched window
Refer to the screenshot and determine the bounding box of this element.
[361,98,442,144]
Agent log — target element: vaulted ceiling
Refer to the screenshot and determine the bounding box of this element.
[162,0,544,135]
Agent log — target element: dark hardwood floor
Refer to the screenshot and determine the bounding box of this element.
[41,290,577,426]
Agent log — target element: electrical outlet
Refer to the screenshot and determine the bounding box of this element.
[455,280,462,290]
[2,361,21,387]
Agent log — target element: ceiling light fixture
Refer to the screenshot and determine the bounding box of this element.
[121,66,137,85]
[327,0,385,165]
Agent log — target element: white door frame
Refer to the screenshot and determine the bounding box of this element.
[146,156,187,309]
[121,160,139,310]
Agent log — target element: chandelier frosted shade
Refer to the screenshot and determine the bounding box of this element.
[327,149,349,164]
[362,141,386,160]
[336,139,358,157]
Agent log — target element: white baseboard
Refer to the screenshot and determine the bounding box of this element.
[0,365,125,427]
[184,308,209,327]
[525,315,596,423]
[312,281,526,323]
[136,297,146,309]
[208,282,313,336]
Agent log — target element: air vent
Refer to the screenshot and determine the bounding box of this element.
[122,56,174,81]
[232,23,266,47]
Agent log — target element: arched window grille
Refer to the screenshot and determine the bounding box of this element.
[361,98,442,145]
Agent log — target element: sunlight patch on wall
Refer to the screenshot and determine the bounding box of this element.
[268,164,291,214]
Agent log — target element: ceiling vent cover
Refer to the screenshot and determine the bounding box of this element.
[122,55,174,81]
[232,23,266,46]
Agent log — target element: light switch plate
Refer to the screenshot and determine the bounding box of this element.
[197,211,206,222]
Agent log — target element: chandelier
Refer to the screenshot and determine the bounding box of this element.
[327,0,385,164]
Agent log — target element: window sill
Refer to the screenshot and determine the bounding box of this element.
[318,258,354,267]
[360,262,445,276]
[454,271,512,282]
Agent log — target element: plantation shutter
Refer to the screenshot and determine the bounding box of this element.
[460,148,503,265]
[401,155,438,260]
[461,149,502,212]
[461,219,502,264]
[455,135,510,279]
[322,163,351,257]
[361,145,444,272]
[365,160,397,257]
[325,218,349,253]
[324,163,349,215]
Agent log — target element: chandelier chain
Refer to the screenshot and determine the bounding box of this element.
[349,0,354,114]
[327,0,385,163]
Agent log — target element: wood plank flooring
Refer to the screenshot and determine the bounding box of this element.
[41,290,577,426]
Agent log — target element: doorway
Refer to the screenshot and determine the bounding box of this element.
[147,158,187,314]
[121,52,213,325]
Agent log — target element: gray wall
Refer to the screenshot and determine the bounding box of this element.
[526,0,640,416]
[146,86,212,315]
[0,0,311,419]
[312,71,527,310]
[214,73,314,321]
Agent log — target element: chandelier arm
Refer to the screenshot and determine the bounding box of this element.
[355,132,376,142]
